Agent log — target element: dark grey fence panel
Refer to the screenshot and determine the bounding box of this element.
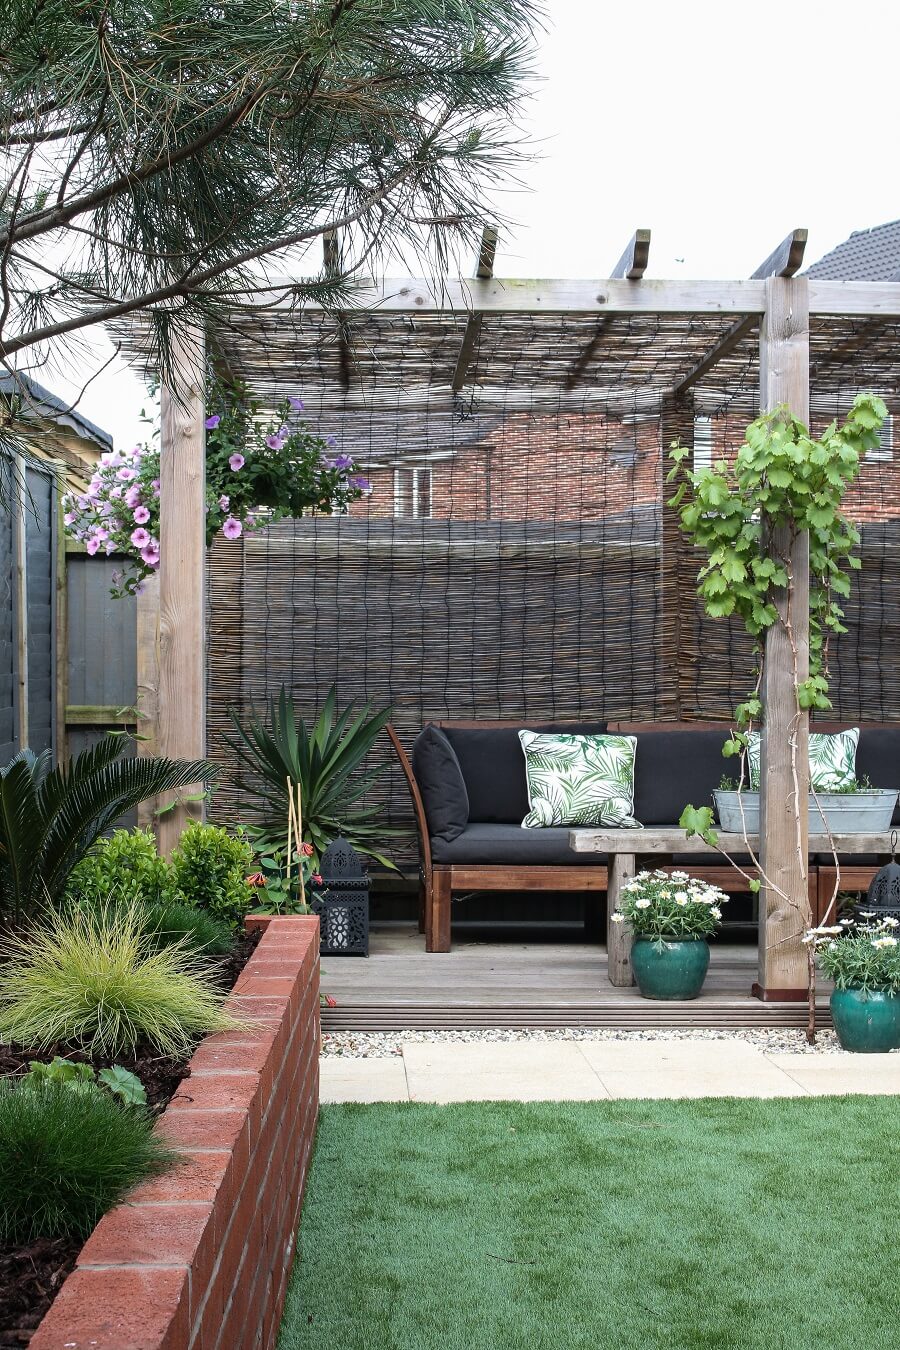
[25,464,55,754]
[66,554,136,710]
[0,458,14,761]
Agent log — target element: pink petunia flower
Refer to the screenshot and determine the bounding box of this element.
[117,467,136,481]
[109,486,122,500]
[228,454,245,471]
[131,527,151,548]
[205,414,221,429]
[141,545,160,567]
[85,536,101,556]
[218,494,230,511]
[151,478,160,491]
[63,511,76,526]
[265,435,282,451]
[124,485,142,508]
[105,540,116,555]
[222,516,242,540]
[133,505,150,525]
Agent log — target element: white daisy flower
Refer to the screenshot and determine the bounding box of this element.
[610,912,626,923]
[635,898,652,909]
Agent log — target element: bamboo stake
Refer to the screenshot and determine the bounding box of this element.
[295,781,306,909]
[285,774,294,900]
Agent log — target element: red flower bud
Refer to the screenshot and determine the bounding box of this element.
[311,873,323,886]
[301,842,314,857]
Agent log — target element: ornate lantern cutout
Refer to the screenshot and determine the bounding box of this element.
[312,837,370,956]
[861,831,900,921]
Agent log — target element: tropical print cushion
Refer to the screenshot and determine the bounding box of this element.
[518,731,641,829]
[746,727,859,791]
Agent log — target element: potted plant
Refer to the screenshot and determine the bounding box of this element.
[611,870,729,1000]
[713,776,899,835]
[806,916,900,1052]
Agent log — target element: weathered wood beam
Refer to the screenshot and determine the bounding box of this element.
[259,276,771,315]
[157,323,207,856]
[452,225,497,393]
[672,230,809,398]
[563,319,611,391]
[610,228,651,280]
[755,274,810,1001]
[750,228,808,280]
[324,229,352,392]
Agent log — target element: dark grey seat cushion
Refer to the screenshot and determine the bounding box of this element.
[443,721,608,824]
[411,725,469,841]
[431,823,608,866]
[855,728,900,824]
[633,728,731,824]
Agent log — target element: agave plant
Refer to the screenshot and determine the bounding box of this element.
[0,737,214,928]
[226,685,401,869]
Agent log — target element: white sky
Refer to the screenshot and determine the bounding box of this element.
[45,0,900,449]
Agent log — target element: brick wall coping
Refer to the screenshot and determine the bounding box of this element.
[30,915,320,1350]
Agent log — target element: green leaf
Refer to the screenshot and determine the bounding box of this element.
[98,1065,147,1107]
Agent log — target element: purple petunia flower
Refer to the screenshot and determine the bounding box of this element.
[218,494,230,511]
[63,511,76,526]
[151,478,160,491]
[326,435,337,447]
[332,454,353,470]
[109,486,123,500]
[117,467,136,481]
[278,425,290,439]
[265,434,282,451]
[125,485,142,508]
[133,505,150,525]
[85,536,101,556]
[222,516,242,540]
[105,540,117,555]
[131,527,151,549]
[229,453,245,471]
[288,396,304,411]
[141,545,160,567]
[205,414,221,430]
[349,476,371,491]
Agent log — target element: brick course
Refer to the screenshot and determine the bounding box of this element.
[29,916,320,1350]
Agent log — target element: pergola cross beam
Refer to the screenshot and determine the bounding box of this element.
[564,229,652,390]
[672,230,810,400]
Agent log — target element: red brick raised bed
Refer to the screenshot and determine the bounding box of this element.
[30,915,320,1350]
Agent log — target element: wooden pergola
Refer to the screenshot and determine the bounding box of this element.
[131,226,900,999]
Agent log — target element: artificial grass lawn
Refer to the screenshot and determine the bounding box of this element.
[278,1097,898,1350]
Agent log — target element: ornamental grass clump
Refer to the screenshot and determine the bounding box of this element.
[0,1079,174,1243]
[807,916,900,993]
[0,904,241,1058]
[612,869,729,942]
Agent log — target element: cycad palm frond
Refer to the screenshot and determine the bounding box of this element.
[0,738,215,927]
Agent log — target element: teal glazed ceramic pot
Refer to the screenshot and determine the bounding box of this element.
[830,988,900,1053]
[631,937,710,1000]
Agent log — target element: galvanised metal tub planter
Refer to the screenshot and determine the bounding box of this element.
[631,937,710,1001]
[830,987,900,1053]
[713,789,899,835]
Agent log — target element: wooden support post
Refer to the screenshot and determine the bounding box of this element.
[606,852,636,987]
[754,275,810,1000]
[12,453,28,750]
[157,325,206,856]
[53,463,68,762]
[136,574,161,828]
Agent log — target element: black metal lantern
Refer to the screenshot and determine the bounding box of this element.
[312,837,370,956]
[858,830,900,922]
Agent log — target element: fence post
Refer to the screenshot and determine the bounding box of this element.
[157,325,206,854]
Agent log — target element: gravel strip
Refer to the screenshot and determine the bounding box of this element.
[321,1027,861,1057]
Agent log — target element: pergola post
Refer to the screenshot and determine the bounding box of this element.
[156,323,207,855]
[754,276,810,998]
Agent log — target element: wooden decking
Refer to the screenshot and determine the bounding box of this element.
[320,925,831,1030]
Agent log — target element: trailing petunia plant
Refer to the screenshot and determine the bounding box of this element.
[64,380,370,597]
[668,392,888,1039]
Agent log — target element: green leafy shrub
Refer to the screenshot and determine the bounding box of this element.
[0,1079,173,1242]
[170,822,254,929]
[0,904,241,1057]
[143,898,234,956]
[67,827,175,909]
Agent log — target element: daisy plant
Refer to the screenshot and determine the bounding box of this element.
[806,916,900,994]
[64,381,369,597]
[611,869,729,943]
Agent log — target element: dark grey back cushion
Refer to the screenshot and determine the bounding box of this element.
[855,727,900,824]
[632,728,730,824]
[443,721,608,824]
[411,725,469,841]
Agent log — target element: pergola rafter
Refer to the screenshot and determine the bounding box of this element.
[564,228,651,391]
[451,223,498,393]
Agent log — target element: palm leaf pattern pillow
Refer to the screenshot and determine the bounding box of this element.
[519,732,641,829]
[746,728,859,791]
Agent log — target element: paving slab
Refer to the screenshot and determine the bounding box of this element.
[319,1057,409,1103]
[768,1053,900,1095]
[402,1041,608,1103]
[577,1039,805,1098]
